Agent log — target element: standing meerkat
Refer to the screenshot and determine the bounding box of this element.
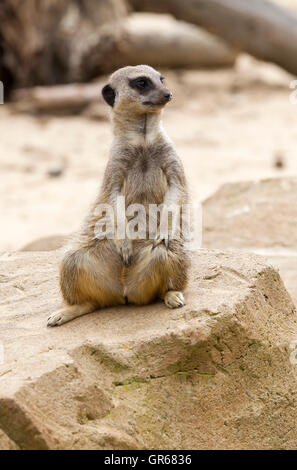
[47,65,190,327]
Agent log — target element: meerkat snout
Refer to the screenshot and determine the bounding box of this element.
[163,92,173,101]
[102,65,173,113]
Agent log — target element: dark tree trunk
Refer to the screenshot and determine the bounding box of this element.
[0,0,128,88]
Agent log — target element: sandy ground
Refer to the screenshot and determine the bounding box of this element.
[0,55,297,251]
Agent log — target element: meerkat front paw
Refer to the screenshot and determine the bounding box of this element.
[115,238,133,267]
[164,291,184,309]
[152,232,170,251]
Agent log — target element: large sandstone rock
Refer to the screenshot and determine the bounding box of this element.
[203,177,297,305]
[267,255,297,306]
[1,250,297,450]
[0,430,19,450]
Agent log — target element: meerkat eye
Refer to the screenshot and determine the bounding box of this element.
[160,76,165,83]
[137,79,147,88]
[129,77,153,92]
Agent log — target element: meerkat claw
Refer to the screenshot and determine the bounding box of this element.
[123,256,132,267]
[117,239,133,266]
[120,248,132,266]
[165,235,170,251]
[47,314,63,327]
[152,234,170,251]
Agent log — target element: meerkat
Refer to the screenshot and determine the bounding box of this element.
[47,65,190,327]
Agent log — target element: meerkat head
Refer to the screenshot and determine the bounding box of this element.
[101,65,172,115]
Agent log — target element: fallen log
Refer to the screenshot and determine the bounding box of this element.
[123,14,237,69]
[11,82,104,114]
[79,13,237,79]
[10,12,237,114]
[129,0,297,75]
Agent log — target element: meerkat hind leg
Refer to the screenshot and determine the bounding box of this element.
[47,302,96,327]
[164,291,184,309]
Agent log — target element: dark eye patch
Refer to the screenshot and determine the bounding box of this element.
[160,76,165,83]
[129,76,155,93]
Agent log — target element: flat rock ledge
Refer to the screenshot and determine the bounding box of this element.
[0,250,297,450]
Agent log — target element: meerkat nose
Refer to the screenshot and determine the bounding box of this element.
[164,93,173,102]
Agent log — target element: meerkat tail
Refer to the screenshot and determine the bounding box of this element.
[47,302,96,327]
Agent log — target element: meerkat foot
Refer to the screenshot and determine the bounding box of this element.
[47,303,96,327]
[164,291,184,309]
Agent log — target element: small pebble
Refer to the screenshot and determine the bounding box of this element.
[274,151,285,169]
[47,167,64,178]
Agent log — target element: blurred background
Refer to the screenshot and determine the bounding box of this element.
[0,0,297,257]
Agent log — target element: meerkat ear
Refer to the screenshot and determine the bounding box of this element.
[102,84,116,107]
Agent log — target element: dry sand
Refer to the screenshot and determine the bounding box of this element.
[0,56,297,251]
